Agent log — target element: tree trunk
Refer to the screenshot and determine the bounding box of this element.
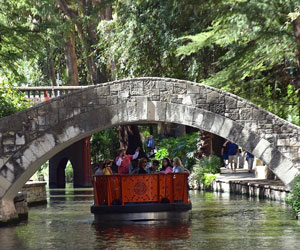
[118,125,147,158]
[198,131,213,157]
[49,63,57,87]
[64,32,79,86]
[293,15,300,119]
[157,123,186,138]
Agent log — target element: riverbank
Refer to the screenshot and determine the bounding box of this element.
[211,168,289,201]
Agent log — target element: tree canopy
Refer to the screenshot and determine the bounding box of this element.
[0,0,300,124]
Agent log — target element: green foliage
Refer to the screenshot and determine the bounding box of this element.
[200,173,217,188]
[97,0,206,80]
[155,148,169,161]
[176,0,300,124]
[286,176,300,217]
[192,155,221,188]
[143,130,151,139]
[91,128,120,163]
[157,132,199,169]
[0,82,32,118]
[65,161,73,183]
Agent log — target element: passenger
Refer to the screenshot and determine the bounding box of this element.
[147,160,160,174]
[172,157,184,173]
[160,158,173,174]
[115,147,140,174]
[129,159,139,174]
[95,161,104,176]
[138,158,148,174]
[110,161,118,174]
[103,159,113,175]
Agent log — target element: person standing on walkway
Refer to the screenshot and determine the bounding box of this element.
[115,147,140,174]
[145,135,155,155]
[224,140,239,172]
[221,143,229,168]
[245,152,254,173]
[238,149,244,169]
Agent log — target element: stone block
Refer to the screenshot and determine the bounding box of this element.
[110,84,122,92]
[209,104,225,115]
[15,134,25,146]
[174,83,187,94]
[37,116,46,126]
[97,86,110,96]
[210,115,225,135]
[156,81,166,89]
[187,85,200,94]
[0,165,15,183]
[239,108,252,120]
[3,137,14,145]
[226,112,239,120]
[107,96,118,106]
[252,109,266,120]
[153,101,166,121]
[98,98,107,105]
[218,118,235,140]
[252,138,272,159]
[170,97,183,104]
[227,123,243,142]
[206,91,220,104]
[225,96,237,109]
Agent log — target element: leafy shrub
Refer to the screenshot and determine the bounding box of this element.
[191,155,221,189]
[155,148,169,161]
[91,128,120,163]
[286,176,300,218]
[200,173,217,188]
[157,132,199,169]
[0,81,32,118]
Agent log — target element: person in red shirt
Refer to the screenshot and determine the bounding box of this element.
[115,147,140,174]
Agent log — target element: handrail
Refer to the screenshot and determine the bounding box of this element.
[93,173,189,206]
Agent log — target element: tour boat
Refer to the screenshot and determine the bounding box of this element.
[91,173,192,223]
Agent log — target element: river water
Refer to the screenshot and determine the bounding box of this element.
[1,187,300,250]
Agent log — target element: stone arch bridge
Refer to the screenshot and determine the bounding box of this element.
[1,77,300,221]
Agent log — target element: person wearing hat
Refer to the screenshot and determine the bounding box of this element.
[115,147,140,174]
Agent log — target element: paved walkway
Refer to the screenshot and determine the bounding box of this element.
[217,168,286,188]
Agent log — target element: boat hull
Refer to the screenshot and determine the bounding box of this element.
[91,202,192,223]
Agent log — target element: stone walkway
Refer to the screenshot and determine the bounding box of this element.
[217,168,286,188]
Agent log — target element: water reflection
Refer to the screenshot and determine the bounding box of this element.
[94,222,191,242]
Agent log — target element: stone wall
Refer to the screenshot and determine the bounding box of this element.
[0,77,300,204]
[21,181,47,205]
[211,180,290,202]
[14,192,28,220]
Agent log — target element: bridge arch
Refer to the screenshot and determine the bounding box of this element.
[0,77,300,204]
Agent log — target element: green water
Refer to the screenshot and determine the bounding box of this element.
[1,188,300,250]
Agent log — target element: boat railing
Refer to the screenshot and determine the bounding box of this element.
[93,173,189,206]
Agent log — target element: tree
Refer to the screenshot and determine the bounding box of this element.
[176,0,300,124]
[0,82,31,118]
[55,0,113,84]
